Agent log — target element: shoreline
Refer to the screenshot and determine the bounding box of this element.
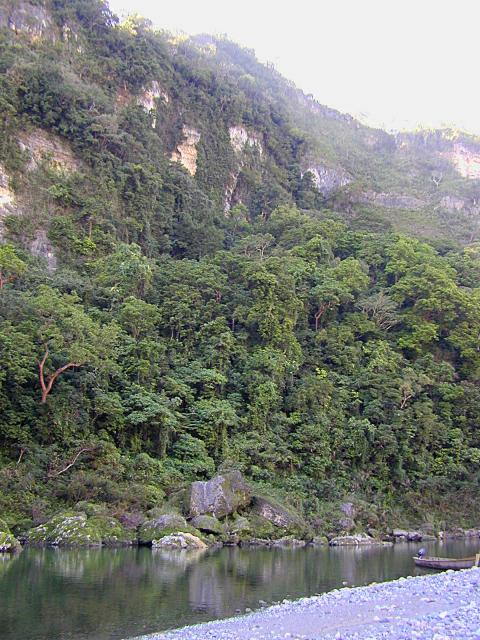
[136,568,480,640]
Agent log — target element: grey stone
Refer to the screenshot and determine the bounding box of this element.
[251,497,303,529]
[329,534,387,546]
[152,533,207,550]
[339,502,356,518]
[392,529,423,541]
[271,537,306,548]
[189,471,252,519]
[138,514,190,544]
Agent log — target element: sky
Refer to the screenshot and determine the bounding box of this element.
[109,0,479,134]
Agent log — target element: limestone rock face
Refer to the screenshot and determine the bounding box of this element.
[0,165,17,239]
[152,532,207,550]
[365,191,426,210]
[171,126,201,176]
[224,125,263,212]
[440,195,467,212]
[137,81,169,128]
[189,471,252,519]
[30,229,57,273]
[137,81,169,112]
[446,143,480,179]
[0,2,58,42]
[19,129,82,172]
[302,163,352,196]
[229,126,263,156]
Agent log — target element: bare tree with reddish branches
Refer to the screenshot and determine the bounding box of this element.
[38,348,80,404]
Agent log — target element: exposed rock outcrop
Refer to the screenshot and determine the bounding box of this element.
[440,195,467,212]
[223,125,263,211]
[0,165,17,239]
[18,129,82,172]
[137,81,169,127]
[302,163,352,197]
[0,2,58,42]
[30,229,57,272]
[445,143,480,179]
[137,81,169,111]
[229,126,263,156]
[364,191,426,210]
[189,471,252,519]
[171,126,201,176]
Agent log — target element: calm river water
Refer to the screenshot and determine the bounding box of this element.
[1,540,479,640]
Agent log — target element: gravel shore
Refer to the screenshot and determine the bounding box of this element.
[136,568,480,640]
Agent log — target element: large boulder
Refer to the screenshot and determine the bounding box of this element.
[152,532,207,550]
[26,512,134,547]
[252,497,303,530]
[271,537,306,548]
[0,519,21,553]
[392,529,423,542]
[229,516,252,536]
[189,471,252,519]
[190,515,225,535]
[138,513,200,545]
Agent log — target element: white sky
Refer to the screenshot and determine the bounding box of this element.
[109,0,479,134]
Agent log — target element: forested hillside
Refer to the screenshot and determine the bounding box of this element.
[1,0,480,538]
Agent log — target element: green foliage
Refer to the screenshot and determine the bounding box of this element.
[1,0,480,531]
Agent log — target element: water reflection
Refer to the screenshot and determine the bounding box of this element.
[0,540,478,640]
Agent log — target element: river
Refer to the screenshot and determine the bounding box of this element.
[1,540,479,640]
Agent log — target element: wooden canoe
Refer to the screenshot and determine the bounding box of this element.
[413,555,478,570]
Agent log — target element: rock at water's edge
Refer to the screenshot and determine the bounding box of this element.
[152,532,207,550]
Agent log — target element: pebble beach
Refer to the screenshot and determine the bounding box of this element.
[136,568,480,640]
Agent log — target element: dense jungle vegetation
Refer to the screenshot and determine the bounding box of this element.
[1,0,480,533]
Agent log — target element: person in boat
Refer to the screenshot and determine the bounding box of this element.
[417,547,427,558]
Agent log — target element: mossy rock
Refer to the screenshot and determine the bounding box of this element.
[0,519,21,553]
[27,512,100,547]
[26,512,134,547]
[190,515,225,536]
[229,515,252,535]
[189,471,252,518]
[138,514,203,545]
[152,532,207,550]
[250,497,310,539]
[88,516,136,546]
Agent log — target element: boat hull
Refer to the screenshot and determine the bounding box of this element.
[413,556,477,570]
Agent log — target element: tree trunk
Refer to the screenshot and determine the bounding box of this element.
[38,349,79,403]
